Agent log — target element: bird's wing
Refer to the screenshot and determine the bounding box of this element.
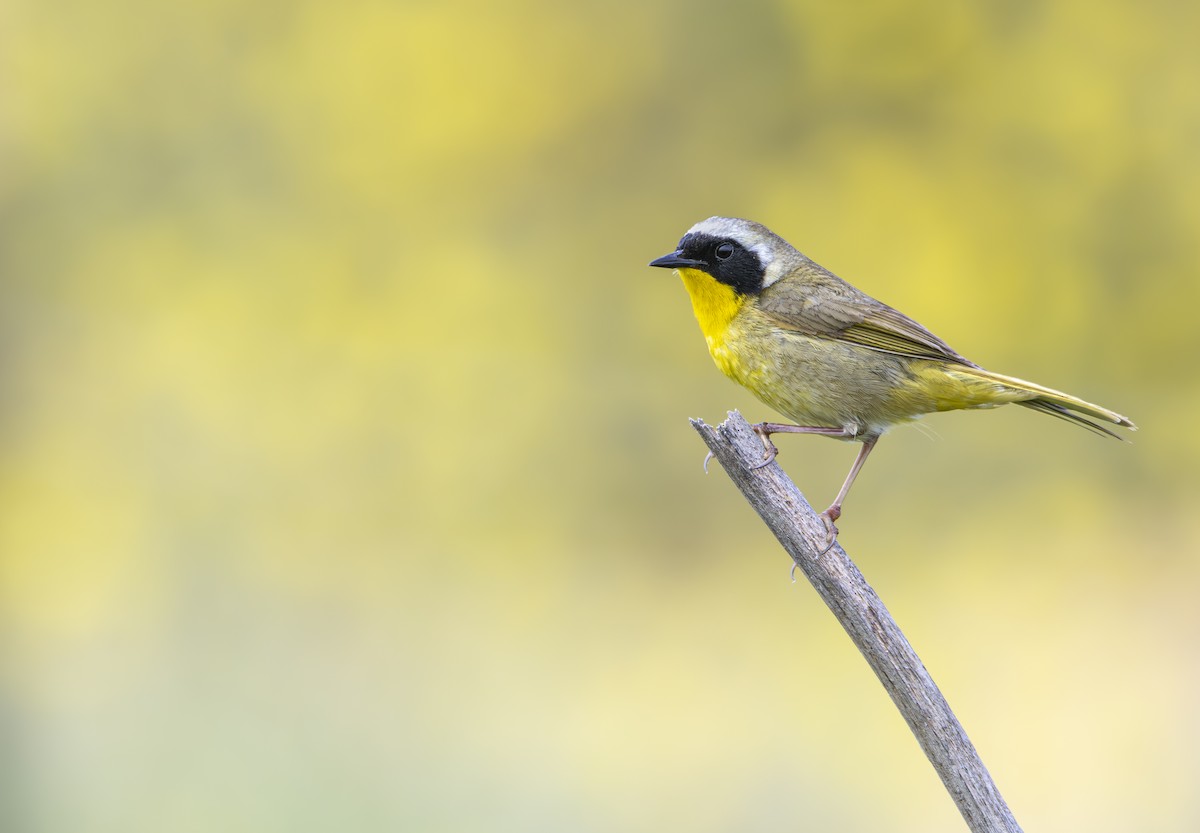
[757,272,974,365]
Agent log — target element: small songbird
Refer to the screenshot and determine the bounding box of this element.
[650,217,1136,548]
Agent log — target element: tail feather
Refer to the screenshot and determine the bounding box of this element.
[955,367,1137,440]
[1018,399,1125,440]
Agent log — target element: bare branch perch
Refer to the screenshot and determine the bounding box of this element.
[691,411,1023,833]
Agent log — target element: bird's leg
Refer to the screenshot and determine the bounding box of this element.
[746,423,876,555]
[817,437,878,554]
[749,422,855,469]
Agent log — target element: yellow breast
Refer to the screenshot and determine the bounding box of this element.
[677,267,748,379]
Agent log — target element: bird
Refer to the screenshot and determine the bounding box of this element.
[649,216,1136,550]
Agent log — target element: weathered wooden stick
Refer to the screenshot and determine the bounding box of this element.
[691,411,1022,833]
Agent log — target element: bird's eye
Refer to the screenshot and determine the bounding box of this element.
[714,242,735,261]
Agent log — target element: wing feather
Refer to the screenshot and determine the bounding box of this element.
[757,268,973,365]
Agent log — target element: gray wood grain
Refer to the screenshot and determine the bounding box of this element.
[691,411,1023,833]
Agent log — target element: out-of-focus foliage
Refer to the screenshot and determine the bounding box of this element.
[1,1,1197,831]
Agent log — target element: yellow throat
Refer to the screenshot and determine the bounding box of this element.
[678,267,747,376]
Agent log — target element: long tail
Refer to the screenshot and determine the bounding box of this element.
[964,368,1137,440]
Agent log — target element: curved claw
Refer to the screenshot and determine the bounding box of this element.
[817,510,840,555]
[749,446,778,470]
[702,450,714,474]
[749,423,780,470]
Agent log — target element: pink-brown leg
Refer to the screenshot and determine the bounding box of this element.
[817,437,878,553]
[750,422,855,469]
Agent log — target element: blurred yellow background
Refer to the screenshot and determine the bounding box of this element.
[1,1,1197,830]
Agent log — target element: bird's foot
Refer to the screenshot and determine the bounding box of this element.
[790,507,840,579]
[817,505,841,555]
[750,423,780,469]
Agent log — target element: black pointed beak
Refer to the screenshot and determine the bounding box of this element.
[649,252,704,270]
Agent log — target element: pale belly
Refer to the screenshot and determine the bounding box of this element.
[708,325,930,439]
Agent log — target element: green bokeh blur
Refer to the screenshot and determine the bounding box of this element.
[2,1,1197,831]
